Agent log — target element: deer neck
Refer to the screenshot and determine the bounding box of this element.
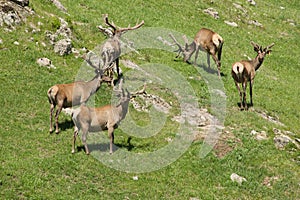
[115,100,129,120]
[88,75,101,94]
[183,42,196,61]
[187,42,196,54]
[252,55,264,71]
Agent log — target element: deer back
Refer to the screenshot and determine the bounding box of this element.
[232,60,256,83]
[50,83,76,108]
[194,28,223,50]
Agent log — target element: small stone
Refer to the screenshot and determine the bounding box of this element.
[224,21,238,27]
[133,176,138,181]
[13,41,19,45]
[247,0,256,6]
[256,131,268,141]
[230,173,247,185]
[250,130,257,135]
[37,57,56,69]
[273,128,281,135]
[248,20,263,27]
[203,8,219,19]
[274,135,292,149]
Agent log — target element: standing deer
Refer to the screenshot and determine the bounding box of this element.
[169,28,224,78]
[98,14,144,80]
[71,84,131,154]
[47,57,109,134]
[231,41,274,110]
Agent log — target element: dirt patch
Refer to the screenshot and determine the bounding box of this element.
[194,127,241,158]
[122,60,236,157]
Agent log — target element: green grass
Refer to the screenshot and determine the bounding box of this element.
[0,0,299,199]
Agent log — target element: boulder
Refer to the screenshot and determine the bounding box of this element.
[54,38,72,56]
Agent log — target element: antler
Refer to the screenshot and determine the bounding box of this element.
[264,43,275,51]
[103,14,117,32]
[132,83,146,96]
[169,33,184,57]
[82,51,109,75]
[182,35,189,48]
[250,41,263,52]
[118,20,144,33]
[102,14,144,35]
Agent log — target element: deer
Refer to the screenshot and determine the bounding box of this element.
[231,41,274,110]
[71,81,131,155]
[47,56,110,134]
[169,28,224,78]
[98,14,144,82]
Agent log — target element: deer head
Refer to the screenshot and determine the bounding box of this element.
[169,33,195,62]
[250,41,275,61]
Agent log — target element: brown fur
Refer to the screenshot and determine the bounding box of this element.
[231,42,274,110]
[99,14,144,79]
[71,89,130,154]
[47,74,103,133]
[170,28,224,78]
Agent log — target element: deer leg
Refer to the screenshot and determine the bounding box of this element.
[72,126,79,154]
[116,58,122,79]
[49,104,55,133]
[194,47,200,65]
[54,106,62,134]
[206,52,211,68]
[108,127,114,154]
[175,51,181,58]
[235,82,243,109]
[211,53,221,78]
[249,80,254,106]
[242,82,248,110]
[81,125,89,155]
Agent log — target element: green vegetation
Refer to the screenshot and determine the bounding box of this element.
[0,0,299,199]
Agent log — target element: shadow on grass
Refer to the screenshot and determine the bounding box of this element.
[237,102,253,111]
[58,119,74,132]
[82,137,134,154]
[196,63,225,77]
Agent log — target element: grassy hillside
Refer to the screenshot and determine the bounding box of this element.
[0,0,299,199]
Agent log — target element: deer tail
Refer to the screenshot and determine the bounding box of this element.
[232,62,244,75]
[47,86,58,105]
[212,34,224,62]
[218,38,224,62]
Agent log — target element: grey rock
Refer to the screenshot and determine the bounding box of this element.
[274,135,292,149]
[37,57,56,69]
[54,39,72,56]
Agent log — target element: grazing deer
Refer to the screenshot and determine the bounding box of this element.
[47,57,109,134]
[231,41,274,110]
[169,28,224,78]
[71,84,131,154]
[98,14,144,80]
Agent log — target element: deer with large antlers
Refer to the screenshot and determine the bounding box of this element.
[71,80,131,154]
[47,56,110,134]
[98,14,144,81]
[231,41,274,110]
[169,28,224,77]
